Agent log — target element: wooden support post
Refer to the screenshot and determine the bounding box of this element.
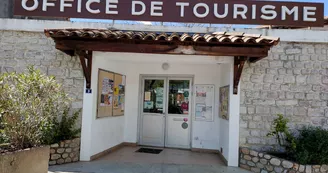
[233,56,247,95]
[76,50,93,89]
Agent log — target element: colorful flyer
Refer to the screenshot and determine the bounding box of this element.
[113,96,119,108]
[144,91,151,101]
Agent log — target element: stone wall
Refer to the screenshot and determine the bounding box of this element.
[49,138,80,165]
[240,147,328,173]
[0,30,84,127]
[240,42,328,151]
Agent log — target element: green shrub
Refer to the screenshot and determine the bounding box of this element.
[43,107,81,145]
[0,66,70,150]
[292,126,328,165]
[267,114,296,151]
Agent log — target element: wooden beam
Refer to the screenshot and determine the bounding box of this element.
[76,50,92,89]
[55,40,269,58]
[233,56,247,94]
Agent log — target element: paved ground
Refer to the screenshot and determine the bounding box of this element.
[49,161,251,173]
[49,147,251,173]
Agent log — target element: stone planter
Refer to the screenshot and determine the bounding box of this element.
[0,146,50,173]
[239,147,328,173]
[49,138,80,165]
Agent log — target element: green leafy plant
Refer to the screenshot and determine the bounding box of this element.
[43,107,81,145]
[0,66,70,151]
[267,114,296,151]
[292,126,328,165]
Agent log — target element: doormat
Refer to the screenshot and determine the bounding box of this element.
[136,148,163,154]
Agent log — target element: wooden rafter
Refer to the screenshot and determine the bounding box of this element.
[233,56,247,95]
[55,40,269,58]
[76,50,93,89]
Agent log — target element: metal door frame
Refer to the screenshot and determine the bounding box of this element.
[138,76,167,147]
[138,75,193,149]
[165,77,193,149]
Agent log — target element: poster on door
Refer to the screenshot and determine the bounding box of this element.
[195,84,214,121]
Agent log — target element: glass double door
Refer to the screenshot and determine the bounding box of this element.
[140,77,192,149]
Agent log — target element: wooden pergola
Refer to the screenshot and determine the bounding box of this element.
[45,29,279,94]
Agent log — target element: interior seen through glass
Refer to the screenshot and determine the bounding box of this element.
[143,79,190,114]
[168,80,190,114]
[143,80,164,113]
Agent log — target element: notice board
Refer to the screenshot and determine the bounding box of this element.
[97,69,125,118]
[194,84,215,122]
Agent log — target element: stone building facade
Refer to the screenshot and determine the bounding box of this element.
[240,41,328,151]
[1,19,328,154]
[0,30,84,126]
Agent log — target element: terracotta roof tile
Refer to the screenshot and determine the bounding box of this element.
[44,29,279,47]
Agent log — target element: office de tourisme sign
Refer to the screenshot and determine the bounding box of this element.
[14,0,324,27]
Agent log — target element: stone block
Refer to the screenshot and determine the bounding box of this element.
[256,106,270,114]
[299,165,305,172]
[251,167,261,173]
[50,149,56,154]
[240,164,251,171]
[320,165,328,172]
[274,166,283,173]
[247,161,256,167]
[266,165,274,171]
[284,75,296,84]
[293,107,307,116]
[240,159,246,164]
[65,148,72,153]
[70,143,78,148]
[305,165,312,173]
[50,143,59,148]
[270,61,284,67]
[244,155,252,161]
[48,68,66,76]
[252,157,259,163]
[57,148,65,154]
[241,148,250,155]
[51,154,61,160]
[70,69,83,78]
[65,158,72,163]
[286,48,301,55]
[264,154,271,160]
[260,158,268,165]
[306,93,320,100]
[49,161,57,165]
[282,161,293,169]
[308,108,325,117]
[256,162,264,169]
[270,158,281,166]
[276,100,298,106]
[62,153,69,159]
[57,159,65,165]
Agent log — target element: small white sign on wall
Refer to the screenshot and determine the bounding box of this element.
[194,84,215,122]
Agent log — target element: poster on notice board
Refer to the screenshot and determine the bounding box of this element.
[194,84,214,121]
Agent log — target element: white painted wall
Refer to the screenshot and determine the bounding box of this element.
[218,61,241,167]
[87,52,234,152]
[80,56,125,161]
[218,64,231,161]
[80,52,241,164]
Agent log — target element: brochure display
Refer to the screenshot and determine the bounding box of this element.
[194,84,215,121]
[97,69,125,118]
